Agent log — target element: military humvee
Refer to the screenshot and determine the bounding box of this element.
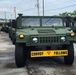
[63,16,76,33]
[3,22,10,33]
[9,20,17,44]
[1,23,6,31]
[6,22,11,33]
[15,14,76,68]
[7,22,11,33]
[0,22,4,31]
[70,16,76,33]
[1,20,11,32]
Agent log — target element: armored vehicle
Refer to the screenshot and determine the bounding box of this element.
[70,16,76,33]
[5,22,11,33]
[0,22,4,31]
[7,21,11,33]
[3,22,10,33]
[63,16,76,33]
[9,20,17,44]
[15,14,76,68]
[1,23,6,31]
[1,22,9,32]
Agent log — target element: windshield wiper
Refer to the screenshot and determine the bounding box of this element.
[45,18,52,24]
[21,17,29,22]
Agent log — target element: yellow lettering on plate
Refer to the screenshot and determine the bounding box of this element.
[31,50,68,58]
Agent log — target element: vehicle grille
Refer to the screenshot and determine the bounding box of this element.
[38,36,60,43]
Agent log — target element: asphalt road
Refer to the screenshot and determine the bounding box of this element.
[0,32,76,75]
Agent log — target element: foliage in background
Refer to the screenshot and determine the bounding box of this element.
[59,10,76,16]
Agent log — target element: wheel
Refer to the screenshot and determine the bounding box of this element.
[15,43,26,68]
[12,39,15,45]
[9,33,11,38]
[9,33,12,40]
[9,34,11,38]
[12,36,16,45]
[63,43,74,65]
[10,32,13,40]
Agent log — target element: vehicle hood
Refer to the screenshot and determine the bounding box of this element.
[16,27,71,35]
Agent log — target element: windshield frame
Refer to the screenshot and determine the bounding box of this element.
[19,16,64,27]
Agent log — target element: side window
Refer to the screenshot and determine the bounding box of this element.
[71,22,74,27]
[73,18,76,26]
[63,22,66,26]
[63,18,71,27]
[70,18,76,27]
[74,22,76,26]
[17,20,19,27]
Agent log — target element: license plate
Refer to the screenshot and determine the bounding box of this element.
[31,50,68,57]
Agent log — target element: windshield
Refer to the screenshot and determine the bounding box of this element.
[22,18,40,27]
[21,17,63,27]
[42,18,63,26]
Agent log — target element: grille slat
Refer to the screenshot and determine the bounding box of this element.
[39,36,60,43]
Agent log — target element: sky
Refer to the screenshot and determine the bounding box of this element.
[0,0,76,19]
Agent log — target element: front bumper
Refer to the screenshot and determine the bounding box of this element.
[31,50,68,58]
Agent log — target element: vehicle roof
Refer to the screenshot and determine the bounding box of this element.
[17,14,76,19]
[21,16,64,18]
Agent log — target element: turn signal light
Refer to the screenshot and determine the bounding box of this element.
[19,34,25,39]
[70,33,75,37]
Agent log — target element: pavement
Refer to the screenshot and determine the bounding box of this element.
[0,31,76,75]
[0,32,28,75]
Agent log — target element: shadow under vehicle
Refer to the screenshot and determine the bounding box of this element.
[9,20,17,44]
[15,14,76,68]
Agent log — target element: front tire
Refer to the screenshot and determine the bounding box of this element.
[63,43,74,65]
[12,35,16,45]
[9,33,11,38]
[15,43,26,68]
[12,39,15,45]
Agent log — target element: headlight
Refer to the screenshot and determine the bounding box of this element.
[32,38,38,43]
[19,34,25,39]
[70,33,75,37]
[61,37,65,42]
[71,30,73,32]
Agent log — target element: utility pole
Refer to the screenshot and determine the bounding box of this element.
[43,0,44,16]
[10,14,12,22]
[5,11,7,25]
[11,14,12,19]
[5,12,6,21]
[37,0,40,16]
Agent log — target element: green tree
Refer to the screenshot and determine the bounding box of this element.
[72,10,76,15]
[59,12,70,16]
[59,10,76,16]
